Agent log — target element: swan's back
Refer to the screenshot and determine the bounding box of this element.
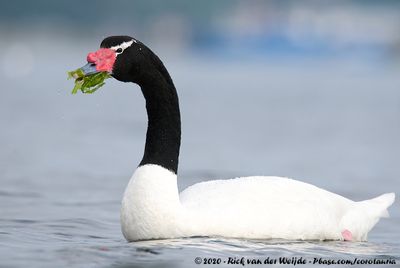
[180,176,394,241]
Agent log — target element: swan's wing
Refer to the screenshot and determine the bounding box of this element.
[180,176,351,210]
[179,176,352,239]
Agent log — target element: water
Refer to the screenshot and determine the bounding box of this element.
[0,38,399,267]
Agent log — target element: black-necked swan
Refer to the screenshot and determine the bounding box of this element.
[74,35,395,242]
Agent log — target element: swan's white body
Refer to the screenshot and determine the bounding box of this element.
[121,164,395,242]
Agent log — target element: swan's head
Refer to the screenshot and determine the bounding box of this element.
[81,35,151,84]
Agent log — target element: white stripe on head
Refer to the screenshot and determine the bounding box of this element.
[111,40,135,55]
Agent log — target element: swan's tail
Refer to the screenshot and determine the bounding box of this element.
[359,193,395,218]
[340,193,395,241]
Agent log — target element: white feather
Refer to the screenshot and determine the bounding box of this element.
[121,164,395,241]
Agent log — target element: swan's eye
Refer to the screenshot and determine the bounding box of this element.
[116,48,123,53]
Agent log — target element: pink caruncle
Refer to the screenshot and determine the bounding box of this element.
[87,48,116,72]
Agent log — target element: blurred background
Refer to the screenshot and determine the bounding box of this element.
[0,1,399,267]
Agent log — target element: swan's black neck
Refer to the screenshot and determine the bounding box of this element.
[137,61,181,174]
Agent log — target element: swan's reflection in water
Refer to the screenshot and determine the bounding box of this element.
[134,237,395,256]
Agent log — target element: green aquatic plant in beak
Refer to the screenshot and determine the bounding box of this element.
[68,47,116,94]
[67,68,111,94]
